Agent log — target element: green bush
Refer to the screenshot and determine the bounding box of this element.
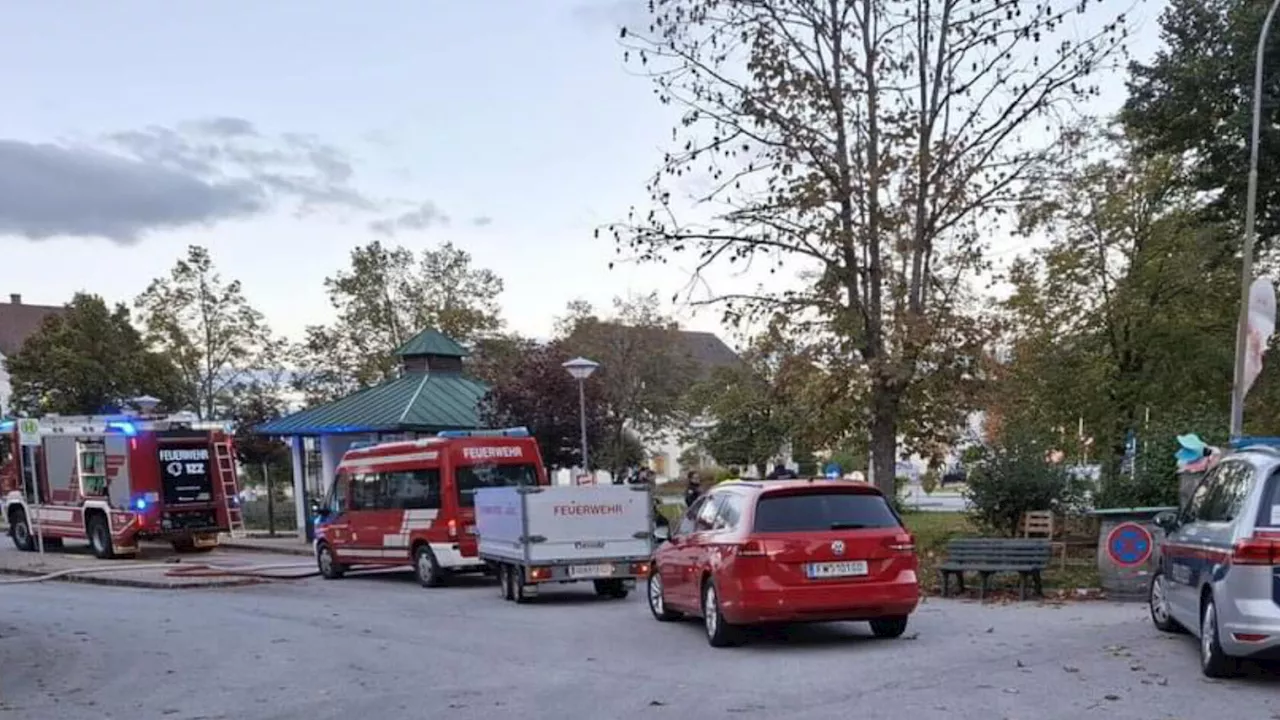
[964,436,1089,537]
[921,470,939,496]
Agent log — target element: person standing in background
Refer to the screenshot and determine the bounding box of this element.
[683,470,702,508]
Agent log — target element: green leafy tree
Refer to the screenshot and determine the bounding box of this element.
[1123,0,1280,249]
[7,293,186,415]
[135,245,279,419]
[995,137,1237,477]
[609,0,1126,495]
[295,240,504,404]
[558,294,697,475]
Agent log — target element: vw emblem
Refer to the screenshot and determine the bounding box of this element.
[831,540,845,556]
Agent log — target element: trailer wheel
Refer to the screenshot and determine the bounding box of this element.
[87,514,115,559]
[413,544,445,588]
[9,509,35,552]
[512,566,530,604]
[500,564,515,601]
[594,579,629,600]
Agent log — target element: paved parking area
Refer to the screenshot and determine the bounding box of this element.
[0,571,1275,719]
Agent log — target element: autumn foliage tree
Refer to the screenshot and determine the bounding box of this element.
[473,337,606,469]
[610,0,1128,494]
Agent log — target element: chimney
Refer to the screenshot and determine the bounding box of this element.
[9,294,19,305]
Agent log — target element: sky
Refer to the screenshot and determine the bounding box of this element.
[0,0,1168,348]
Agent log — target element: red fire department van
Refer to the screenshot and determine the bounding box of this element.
[0,413,243,558]
[313,427,549,587]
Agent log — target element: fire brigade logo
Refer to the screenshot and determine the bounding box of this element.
[166,462,183,477]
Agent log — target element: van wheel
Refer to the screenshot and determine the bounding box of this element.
[1200,596,1240,678]
[9,509,35,552]
[498,564,513,600]
[316,542,346,579]
[414,545,445,588]
[87,515,115,559]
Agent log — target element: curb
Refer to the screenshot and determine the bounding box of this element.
[0,566,263,590]
[219,541,312,557]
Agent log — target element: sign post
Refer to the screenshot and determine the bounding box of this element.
[17,420,44,554]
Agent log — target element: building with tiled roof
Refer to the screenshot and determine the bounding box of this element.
[0,294,66,416]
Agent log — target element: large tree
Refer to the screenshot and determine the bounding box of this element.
[1122,0,1280,250]
[135,245,280,419]
[559,294,698,473]
[294,240,504,404]
[7,293,186,415]
[609,0,1127,493]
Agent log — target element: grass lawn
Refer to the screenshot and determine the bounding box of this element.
[902,512,1101,596]
[655,504,1102,596]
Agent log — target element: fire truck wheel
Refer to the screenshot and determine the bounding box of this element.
[413,544,445,588]
[512,569,530,604]
[316,542,346,579]
[87,514,115,559]
[9,509,35,552]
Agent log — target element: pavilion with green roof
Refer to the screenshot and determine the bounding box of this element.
[255,328,489,539]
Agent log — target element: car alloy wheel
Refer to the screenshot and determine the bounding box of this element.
[704,584,719,638]
[1148,572,1179,632]
[1200,598,1239,678]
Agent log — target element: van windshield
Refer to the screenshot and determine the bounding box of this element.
[456,463,538,507]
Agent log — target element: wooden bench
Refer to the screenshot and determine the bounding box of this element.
[938,538,1052,601]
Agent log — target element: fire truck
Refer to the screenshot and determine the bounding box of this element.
[0,413,244,558]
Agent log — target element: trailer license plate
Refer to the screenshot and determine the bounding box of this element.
[806,561,868,579]
[569,564,614,579]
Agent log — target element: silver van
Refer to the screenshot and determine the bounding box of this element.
[1148,440,1280,677]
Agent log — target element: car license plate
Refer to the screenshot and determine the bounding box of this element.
[569,564,614,579]
[806,561,868,579]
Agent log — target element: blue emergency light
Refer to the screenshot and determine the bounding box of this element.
[1229,436,1280,450]
[107,421,138,436]
[0,420,12,433]
[437,427,530,439]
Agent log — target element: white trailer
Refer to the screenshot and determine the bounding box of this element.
[475,484,654,603]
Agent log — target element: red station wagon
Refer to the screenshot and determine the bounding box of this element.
[647,479,920,647]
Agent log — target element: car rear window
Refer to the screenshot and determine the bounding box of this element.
[752,492,901,533]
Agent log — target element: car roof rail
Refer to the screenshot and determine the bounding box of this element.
[1229,436,1280,453]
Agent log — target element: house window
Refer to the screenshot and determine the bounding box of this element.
[652,454,668,476]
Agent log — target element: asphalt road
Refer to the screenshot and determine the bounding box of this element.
[0,570,1275,720]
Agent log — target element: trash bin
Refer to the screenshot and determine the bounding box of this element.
[1090,506,1177,601]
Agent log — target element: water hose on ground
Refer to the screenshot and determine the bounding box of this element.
[0,560,319,585]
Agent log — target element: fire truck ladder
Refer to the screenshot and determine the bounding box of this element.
[213,440,245,538]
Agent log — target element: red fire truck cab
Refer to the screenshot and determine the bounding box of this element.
[313,427,549,587]
[0,414,243,558]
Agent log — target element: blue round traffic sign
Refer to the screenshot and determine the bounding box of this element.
[1106,522,1153,568]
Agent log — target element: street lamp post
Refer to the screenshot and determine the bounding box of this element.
[1231,0,1280,438]
[562,357,600,474]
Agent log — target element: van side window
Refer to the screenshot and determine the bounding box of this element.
[385,469,441,510]
[350,472,384,511]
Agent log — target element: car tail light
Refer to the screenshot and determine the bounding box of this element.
[886,533,915,553]
[630,561,650,576]
[1231,535,1280,566]
[735,540,768,557]
[448,519,458,539]
[528,566,551,581]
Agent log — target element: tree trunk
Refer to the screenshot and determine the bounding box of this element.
[869,382,900,498]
